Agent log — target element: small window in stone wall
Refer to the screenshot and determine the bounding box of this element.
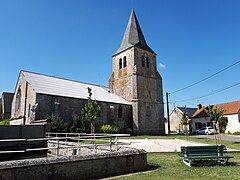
[146,106,151,117]
[110,105,115,119]
[98,105,103,117]
[15,87,21,113]
[28,104,31,117]
[119,58,122,69]
[118,105,123,118]
[123,56,127,67]
[142,56,145,67]
[146,57,150,68]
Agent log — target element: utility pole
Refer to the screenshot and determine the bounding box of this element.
[166,92,170,135]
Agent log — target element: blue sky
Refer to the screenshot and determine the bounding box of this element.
[0,0,239,113]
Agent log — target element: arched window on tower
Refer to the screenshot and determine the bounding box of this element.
[142,53,148,67]
[15,87,21,112]
[146,57,150,68]
[119,58,122,69]
[118,105,123,118]
[123,56,127,68]
[142,56,145,67]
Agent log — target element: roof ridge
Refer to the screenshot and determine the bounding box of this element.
[21,70,109,89]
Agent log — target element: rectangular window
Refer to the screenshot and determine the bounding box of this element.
[28,104,31,117]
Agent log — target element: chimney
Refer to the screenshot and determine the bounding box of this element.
[197,104,202,110]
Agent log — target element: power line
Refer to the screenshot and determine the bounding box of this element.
[169,81,240,103]
[171,60,240,94]
[170,94,195,106]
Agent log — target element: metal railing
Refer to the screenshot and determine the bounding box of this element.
[0,133,131,156]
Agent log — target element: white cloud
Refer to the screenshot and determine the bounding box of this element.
[159,63,166,68]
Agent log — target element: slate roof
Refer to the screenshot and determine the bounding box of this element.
[21,71,131,105]
[177,107,197,118]
[114,9,155,56]
[2,92,14,113]
[191,100,240,118]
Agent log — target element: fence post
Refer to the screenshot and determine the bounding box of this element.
[57,137,59,156]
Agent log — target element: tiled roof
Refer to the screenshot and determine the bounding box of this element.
[191,100,240,118]
[21,71,131,105]
[215,100,240,115]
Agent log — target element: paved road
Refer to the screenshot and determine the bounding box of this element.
[196,134,240,142]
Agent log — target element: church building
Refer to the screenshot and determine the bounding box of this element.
[10,10,165,134]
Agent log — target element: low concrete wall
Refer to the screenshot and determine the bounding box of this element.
[0,125,46,147]
[0,148,147,180]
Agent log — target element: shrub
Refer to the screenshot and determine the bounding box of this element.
[0,119,10,125]
[48,115,68,133]
[233,131,240,135]
[69,115,87,133]
[100,123,132,134]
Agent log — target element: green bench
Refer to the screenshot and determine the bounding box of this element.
[178,145,234,166]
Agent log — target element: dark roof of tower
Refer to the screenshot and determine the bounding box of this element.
[113,10,156,56]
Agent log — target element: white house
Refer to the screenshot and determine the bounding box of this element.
[191,100,240,133]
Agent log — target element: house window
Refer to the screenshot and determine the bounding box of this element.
[119,58,122,69]
[118,105,123,118]
[15,88,21,112]
[123,56,127,68]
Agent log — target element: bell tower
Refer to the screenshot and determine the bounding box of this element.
[109,10,165,134]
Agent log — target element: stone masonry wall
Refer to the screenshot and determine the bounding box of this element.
[0,148,147,180]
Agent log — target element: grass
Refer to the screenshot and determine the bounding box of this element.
[124,134,240,150]
[113,153,240,180]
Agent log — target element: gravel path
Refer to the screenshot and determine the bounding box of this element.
[120,138,209,153]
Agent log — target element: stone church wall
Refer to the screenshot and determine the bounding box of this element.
[35,94,132,129]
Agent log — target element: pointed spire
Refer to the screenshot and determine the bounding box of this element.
[114,10,155,56]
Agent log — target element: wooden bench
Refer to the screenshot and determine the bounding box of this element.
[178,145,234,166]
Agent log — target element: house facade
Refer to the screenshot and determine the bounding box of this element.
[10,10,165,134]
[169,107,197,133]
[191,101,240,133]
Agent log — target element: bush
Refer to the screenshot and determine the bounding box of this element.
[100,123,132,134]
[48,115,68,133]
[0,119,10,125]
[69,115,87,133]
[233,131,240,135]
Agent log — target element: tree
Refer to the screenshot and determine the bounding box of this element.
[181,110,189,136]
[48,114,68,133]
[81,87,101,134]
[69,115,86,133]
[204,105,227,144]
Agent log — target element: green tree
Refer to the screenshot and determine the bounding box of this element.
[48,114,68,133]
[205,105,227,144]
[204,105,227,133]
[181,110,189,136]
[70,115,86,133]
[81,87,101,134]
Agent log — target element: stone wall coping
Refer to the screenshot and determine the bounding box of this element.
[0,147,146,170]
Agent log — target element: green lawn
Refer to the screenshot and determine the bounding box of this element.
[114,153,240,180]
